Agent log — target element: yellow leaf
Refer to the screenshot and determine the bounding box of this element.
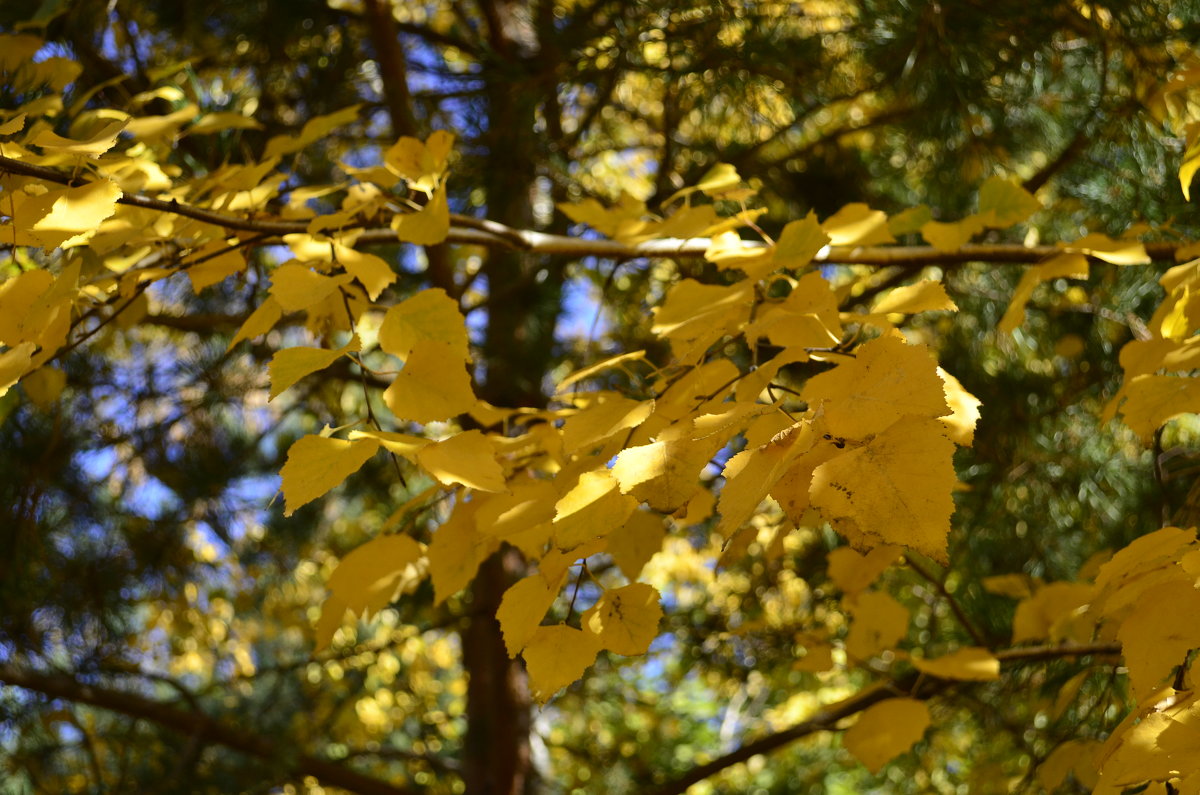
[497,572,566,657]
[279,435,380,516]
[314,534,423,651]
[827,546,902,596]
[607,511,666,580]
[187,242,247,292]
[416,430,507,492]
[269,263,354,312]
[1114,374,1200,441]
[651,279,753,362]
[611,434,723,513]
[0,342,36,397]
[1038,740,1100,792]
[428,499,498,605]
[773,212,830,269]
[977,176,1041,227]
[870,280,957,315]
[226,297,283,351]
[744,271,841,348]
[696,162,741,195]
[264,104,360,158]
[844,590,909,660]
[888,205,932,235]
[348,429,430,461]
[383,340,477,423]
[523,625,602,704]
[811,417,957,562]
[186,111,263,135]
[21,365,66,406]
[1118,579,1200,699]
[583,583,663,656]
[911,647,1000,681]
[998,253,1089,334]
[822,203,895,246]
[717,422,815,540]
[981,573,1034,599]
[392,184,449,245]
[29,118,127,156]
[1011,582,1096,644]
[921,214,986,251]
[384,130,454,194]
[843,698,930,774]
[27,179,123,249]
[558,193,651,241]
[336,244,396,301]
[0,113,26,135]
[555,350,647,393]
[1182,123,1200,201]
[553,468,638,551]
[475,476,557,541]
[1062,233,1150,265]
[269,335,360,401]
[938,367,982,446]
[562,394,654,454]
[801,336,949,440]
[379,287,468,361]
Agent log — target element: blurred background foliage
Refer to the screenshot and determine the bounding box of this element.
[1,0,1199,793]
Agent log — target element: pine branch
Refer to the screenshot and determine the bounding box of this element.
[0,663,418,795]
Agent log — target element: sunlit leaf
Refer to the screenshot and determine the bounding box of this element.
[279,435,380,516]
[844,698,931,773]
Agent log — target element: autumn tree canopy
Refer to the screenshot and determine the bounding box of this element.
[4,2,1200,793]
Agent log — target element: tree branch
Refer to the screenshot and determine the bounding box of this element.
[0,664,417,795]
[651,642,1121,795]
[0,155,1188,265]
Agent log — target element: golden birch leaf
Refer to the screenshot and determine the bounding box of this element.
[186,111,263,135]
[0,271,53,345]
[315,534,423,651]
[268,335,361,401]
[561,395,654,454]
[717,422,817,540]
[773,212,830,269]
[937,367,982,446]
[226,297,283,351]
[822,203,895,246]
[1037,740,1101,793]
[1113,374,1200,441]
[523,625,602,704]
[269,263,353,312]
[802,335,949,440]
[1118,579,1200,699]
[428,499,498,605]
[998,253,1089,334]
[187,243,246,292]
[30,118,127,156]
[827,546,902,596]
[651,279,754,362]
[28,179,123,249]
[553,468,638,551]
[607,511,666,580]
[1011,582,1096,644]
[476,477,557,540]
[844,698,931,774]
[21,365,66,407]
[1093,527,1196,604]
[348,429,430,461]
[280,435,380,516]
[0,342,36,397]
[611,434,724,513]
[1062,233,1150,265]
[383,340,476,423]
[384,130,454,194]
[392,185,449,245]
[911,647,1000,681]
[416,430,506,492]
[811,417,956,562]
[555,350,647,393]
[977,176,1041,228]
[497,571,567,658]
[794,635,835,672]
[844,590,909,660]
[379,288,468,360]
[582,583,663,656]
[887,204,932,235]
[871,280,958,315]
[336,245,396,301]
[264,104,360,158]
[1183,124,1200,201]
[920,214,987,251]
[0,113,26,135]
[982,573,1034,600]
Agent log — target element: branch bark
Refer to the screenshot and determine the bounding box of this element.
[0,664,417,795]
[0,154,1189,265]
